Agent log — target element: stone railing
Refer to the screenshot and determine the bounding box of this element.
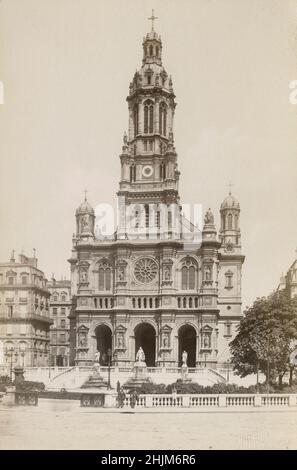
[122,393,297,408]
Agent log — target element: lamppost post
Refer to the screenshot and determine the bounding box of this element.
[227,359,230,383]
[204,353,207,368]
[107,348,112,390]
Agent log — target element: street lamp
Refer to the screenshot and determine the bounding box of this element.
[226,359,231,383]
[107,348,112,390]
[204,353,207,368]
[5,347,14,381]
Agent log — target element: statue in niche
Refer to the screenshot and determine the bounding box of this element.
[204,266,211,281]
[204,208,214,225]
[163,334,169,348]
[79,332,87,347]
[80,270,88,283]
[81,215,90,232]
[182,350,188,366]
[164,265,171,280]
[203,335,211,348]
[136,347,145,363]
[117,334,124,348]
[118,266,125,282]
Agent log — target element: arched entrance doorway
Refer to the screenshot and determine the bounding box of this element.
[95,324,112,365]
[178,325,196,367]
[134,323,156,367]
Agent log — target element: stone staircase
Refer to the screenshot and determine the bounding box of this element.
[44,366,226,391]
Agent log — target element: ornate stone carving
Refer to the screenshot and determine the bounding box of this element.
[204,208,214,225]
[77,325,89,349]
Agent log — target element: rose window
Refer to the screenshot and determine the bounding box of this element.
[134,258,158,283]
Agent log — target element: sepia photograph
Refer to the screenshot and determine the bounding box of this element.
[0,0,297,457]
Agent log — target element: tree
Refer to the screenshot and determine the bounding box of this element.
[230,290,297,387]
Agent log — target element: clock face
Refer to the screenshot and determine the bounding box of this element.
[142,165,153,178]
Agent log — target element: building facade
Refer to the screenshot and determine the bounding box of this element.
[69,26,245,368]
[0,252,52,369]
[48,277,71,367]
[277,250,297,300]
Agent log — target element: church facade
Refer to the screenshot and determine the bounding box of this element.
[68,26,245,368]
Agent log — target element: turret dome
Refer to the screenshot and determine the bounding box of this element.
[220,192,240,211]
[76,197,94,216]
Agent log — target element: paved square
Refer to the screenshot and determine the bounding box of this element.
[0,400,297,449]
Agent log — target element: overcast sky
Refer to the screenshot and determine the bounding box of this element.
[0,0,297,308]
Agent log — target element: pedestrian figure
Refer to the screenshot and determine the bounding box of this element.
[117,386,126,408]
[130,389,139,409]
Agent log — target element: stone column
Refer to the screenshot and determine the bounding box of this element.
[138,101,143,135]
[155,99,159,134]
[128,106,133,140]
[89,334,97,363]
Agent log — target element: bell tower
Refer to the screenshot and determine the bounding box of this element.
[117,14,181,239]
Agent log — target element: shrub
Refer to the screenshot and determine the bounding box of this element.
[0,375,12,393]
[15,381,45,393]
[136,382,167,394]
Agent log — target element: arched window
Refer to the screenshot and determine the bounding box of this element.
[181,258,197,290]
[98,262,112,291]
[144,100,154,134]
[159,102,167,136]
[133,104,139,136]
[227,214,233,230]
[135,210,140,228]
[130,164,136,182]
[155,210,160,229]
[160,162,166,180]
[189,266,195,289]
[149,45,153,56]
[156,46,159,57]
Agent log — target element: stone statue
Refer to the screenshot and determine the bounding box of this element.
[81,215,90,232]
[95,351,100,363]
[164,266,171,280]
[79,332,87,347]
[182,350,188,366]
[118,266,125,281]
[136,347,145,363]
[204,208,214,225]
[80,270,88,283]
[163,334,169,348]
[117,334,124,348]
[204,266,211,281]
[203,335,210,348]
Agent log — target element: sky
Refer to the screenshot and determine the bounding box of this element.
[0,0,297,308]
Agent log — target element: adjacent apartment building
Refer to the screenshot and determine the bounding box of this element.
[0,252,52,368]
[47,277,71,366]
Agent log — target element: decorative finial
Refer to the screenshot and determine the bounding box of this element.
[228,182,234,195]
[10,250,15,262]
[148,9,158,32]
[84,189,88,201]
[33,248,36,258]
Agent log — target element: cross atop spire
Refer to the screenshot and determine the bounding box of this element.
[148,9,158,32]
[228,182,234,195]
[84,189,88,201]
